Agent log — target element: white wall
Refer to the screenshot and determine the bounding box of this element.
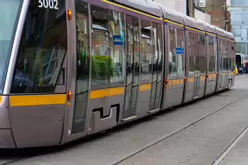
[194,9,211,24]
[155,0,187,15]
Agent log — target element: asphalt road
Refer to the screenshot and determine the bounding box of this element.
[1,75,248,165]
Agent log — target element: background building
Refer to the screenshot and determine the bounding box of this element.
[230,0,248,54]
[155,0,187,15]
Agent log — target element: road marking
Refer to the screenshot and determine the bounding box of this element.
[211,125,248,165]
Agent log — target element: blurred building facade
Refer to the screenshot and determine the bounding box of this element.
[230,0,248,54]
[155,0,187,15]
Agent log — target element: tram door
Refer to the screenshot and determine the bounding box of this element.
[71,1,89,134]
[123,16,140,119]
[150,24,163,110]
[193,55,201,98]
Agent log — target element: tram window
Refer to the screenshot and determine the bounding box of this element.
[219,40,224,71]
[223,41,228,71]
[151,23,163,82]
[141,20,152,84]
[169,26,177,77]
[188,32,196,77]
[126,15,134,85]
[133,17,140,82]
[208,36,215,72]
[109,10,125,85]
[0,0,22,93]
[91,6,109,88]
[157,24,163,81]
[11,0,67,94]
[75,1,90,92]
[176,29,184,77]
[198,35,206,73]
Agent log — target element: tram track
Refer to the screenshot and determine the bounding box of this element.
[211,123,248,165]
[1,83,247,165]
[113,89,248,165]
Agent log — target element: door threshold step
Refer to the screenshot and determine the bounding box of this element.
[148,109,160,114]
[121,115,137,122]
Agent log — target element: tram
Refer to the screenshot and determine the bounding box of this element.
[0,0,235,148]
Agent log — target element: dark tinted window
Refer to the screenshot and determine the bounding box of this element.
[11,0,67,93]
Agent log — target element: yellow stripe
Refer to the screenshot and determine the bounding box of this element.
[90,84,152,99]
[200,76,205,81]
[140,84,152,91]
[186,26,205,34]
[102,0,162,20]
[218,36,235,42]
[188,77,195,83]
[10,94,67,107]
[165,20,183,27]
[109,87,125,97]
[206,32,216,37]
[90,89,109,99]
[0,96,2,104]
[208,74,217,79]
[166,79,184,87]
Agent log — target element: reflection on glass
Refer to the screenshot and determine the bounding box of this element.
[0,0,23,93]
[189,32,196,77]
[91,6,110,86]
[11,0,67,93]
[109,10,125,84]
[76,2,90,93]
[208,37,215,72]
[169,26,177,76]
[177,29,184,77]
[141,20,152,84]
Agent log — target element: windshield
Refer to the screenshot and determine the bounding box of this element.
[0,0,23,93]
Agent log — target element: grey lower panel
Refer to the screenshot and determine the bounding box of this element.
[136,90,151,116]
[217,74,223,91]
[0,129,15,148]
[72,92,88,133]
[9,105,65,148]
[88,107,117,134]
[164,86,183,109]
[183,82,194,103]
[88,94,123,134]
[0,96,11,129]
[205,79,216,96]
[108,94,124,121]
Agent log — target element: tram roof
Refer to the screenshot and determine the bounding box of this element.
[196,19,216,34]
[113,0,163,17]
[158,5,184,25]
[183,15,205,31]
[214,26,234,40]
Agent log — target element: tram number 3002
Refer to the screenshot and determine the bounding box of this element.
[38,0,59,10]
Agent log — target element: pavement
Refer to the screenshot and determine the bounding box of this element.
[1,75,248,165]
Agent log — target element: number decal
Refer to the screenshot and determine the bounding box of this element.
[38,0,43,8]
[49,0,54,9]
[38,0,59,10]
[54,0,59,10]
[43,0,49,8]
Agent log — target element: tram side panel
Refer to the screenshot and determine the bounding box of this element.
[183,30,206,103]
[216,38,231,91]
[163,24,185,109]
[205,35,218,96]
[7,0,68,148]
[87,5,123,134]
[230,41,236,87]
[0,97,15,148]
